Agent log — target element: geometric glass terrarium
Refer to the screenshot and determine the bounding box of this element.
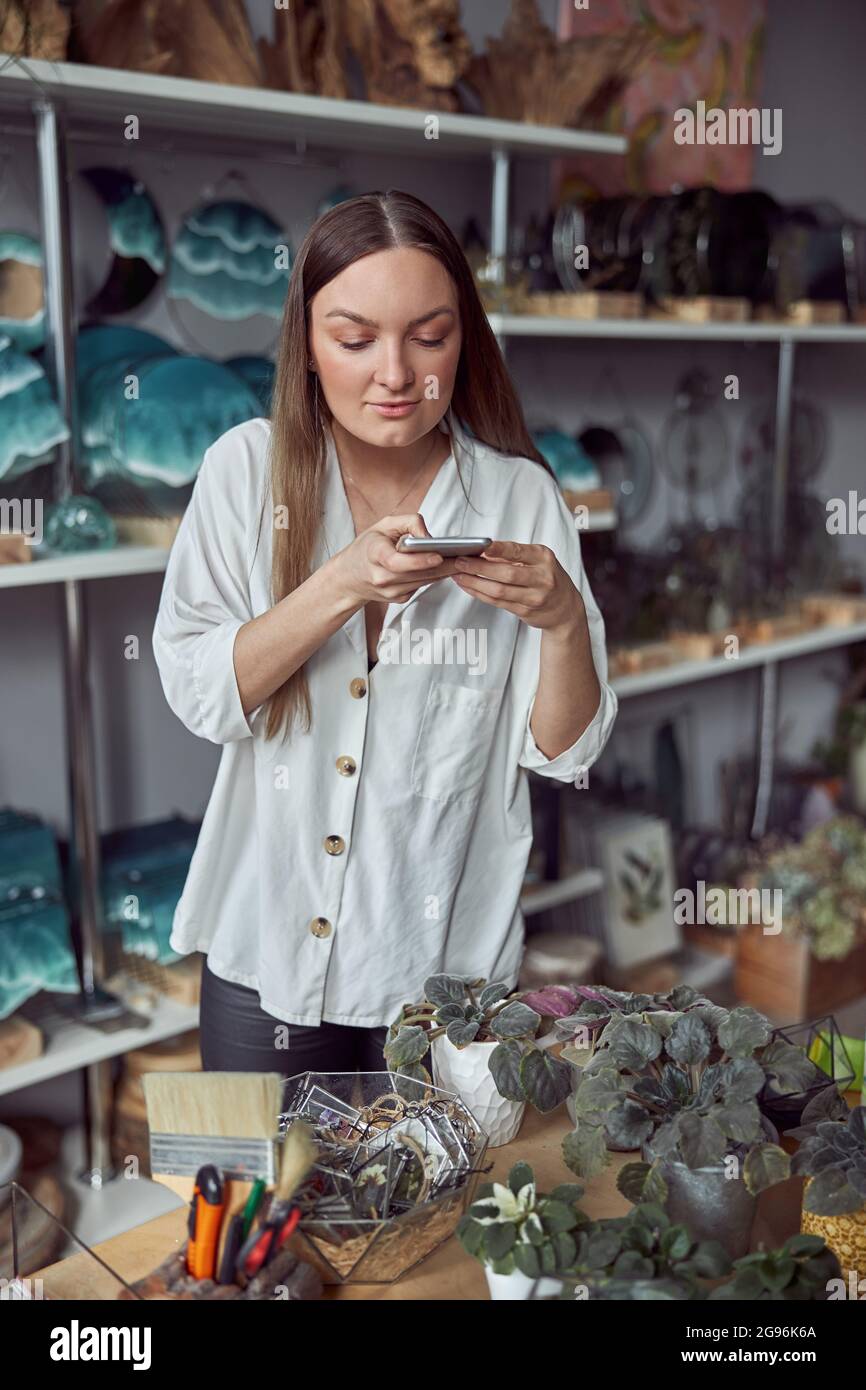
[761,1016,859,1130]
[279,1070,489,1284]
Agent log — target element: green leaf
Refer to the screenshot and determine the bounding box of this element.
[759,1255,796,1291]
[489,1000,541,1039]
[562,1122,609,1179]
[717,1006,771,1057]
[549,1182,585,1206]
[613,1250,654,1279]
[506,1160,534,1197]
[479,981,511,1011]
[539,1199,579,1234]
[690,1241,732,1279]
[424,974,467,1007]
[666,1014,711,1066]
[553,1231,577,1270]
[760,1038,820,1094]
[485,1222,516,1259]
[784,1234,825,1258]
[512,1242,541,1278]
[488,1039,524,1102]
[616,1161,668,1207]
[715,1099,763,1144]
[574,1065,625,1119]
[519,1046,574,1113]
[677,1112,727,1169]
[804,1168,865,1215]
[661,1226,692,1261]
[456,1216,485,1256]
[718,1057,766,1101]
[604,1017,663,1071]
[743,1143,791,1195]
[445,1018,481,1048]
[585,1230,622,1269]
[604,1099,655,1150]
[383,1024,429,1068]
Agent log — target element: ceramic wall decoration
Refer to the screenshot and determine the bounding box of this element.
[77,167,167,316]
[531,429,601,492]
[82,353,259,490]
[0,810,79,1020]
[0,232,45,352]
[168,198,292,320]
[0,334,70,483]
[76,325,179,489]
[226,354,275,415]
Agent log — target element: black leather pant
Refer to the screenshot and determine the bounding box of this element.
[199,957,390,1075]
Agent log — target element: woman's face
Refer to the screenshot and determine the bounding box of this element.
[308,246,462,448]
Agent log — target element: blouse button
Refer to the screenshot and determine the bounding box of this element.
[349,677,367,699]
[310,917,332,938]
[324,834,345,855]
[336,756,357,777]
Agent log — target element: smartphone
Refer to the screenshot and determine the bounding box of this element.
[396,535,492,557]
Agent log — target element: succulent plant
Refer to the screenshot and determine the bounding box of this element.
[384,974,574,1114]
[562,1002,815,1200]
[707,1234,841,1300]
[757,815,866,961]
[786,1088,866,1216]
[456,1160,588,1278]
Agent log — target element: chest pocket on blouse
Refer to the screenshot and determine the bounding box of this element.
[411,682,502,808]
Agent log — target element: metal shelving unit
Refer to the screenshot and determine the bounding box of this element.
[0,55,626,1192]
[2,52,863,1188]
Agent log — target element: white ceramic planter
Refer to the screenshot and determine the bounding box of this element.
[484,1266,563,1300]
[430,1033,525,1146]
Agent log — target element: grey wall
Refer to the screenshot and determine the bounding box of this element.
[0,0,863,840]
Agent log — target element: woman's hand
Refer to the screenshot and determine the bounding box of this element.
[331,512,461,606]
[452,540,585,635]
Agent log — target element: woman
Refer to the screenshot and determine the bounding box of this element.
[152,189,618,1077]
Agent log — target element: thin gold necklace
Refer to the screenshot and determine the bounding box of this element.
[340,430,442,521]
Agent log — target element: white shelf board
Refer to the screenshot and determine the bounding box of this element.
[0,544,170,588]
[582,509,617,532]
[0,56,627,157]
[0,993,199,1097]
[56,1124,185,1256]
[489,313,866,343]
[612,621,866,699]
[521,867,604,917]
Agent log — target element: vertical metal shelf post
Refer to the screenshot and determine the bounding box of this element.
[34,99,118,1188]
[751,337,796,839]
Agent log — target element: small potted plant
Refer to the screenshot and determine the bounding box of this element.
[551,984,719,1134]
[787,1088,866,1284]
[707,1233,841,1300]
[562,1003,815,1256]
[385,976,573,1146]
[528,1200,732,1301]
[456,1160,587,1300]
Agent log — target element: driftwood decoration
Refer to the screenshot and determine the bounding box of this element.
[0,0,69,60]
[73,0,263,86]
[463,0,655,127]
[260,0,472,111]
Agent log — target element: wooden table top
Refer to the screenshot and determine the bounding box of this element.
[34,1099,816,1301]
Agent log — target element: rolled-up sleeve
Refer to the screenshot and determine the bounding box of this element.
[516,486,618,784]
[152,439,257,745]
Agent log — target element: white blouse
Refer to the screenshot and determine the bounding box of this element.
[152,409,618,1028]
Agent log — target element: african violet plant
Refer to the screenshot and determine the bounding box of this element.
[707,1234,841,1300]
[786,1088,866,1215]
[385,975,574,1114]
[535,1199,733,1300]
[563,1002,816,1199]
[456,1160,588,1279]
[552,984,718,1065]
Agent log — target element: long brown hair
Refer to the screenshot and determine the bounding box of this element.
[265,188,548,741]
